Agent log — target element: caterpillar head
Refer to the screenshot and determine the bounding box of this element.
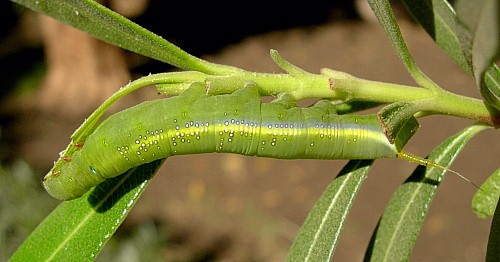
[43,152,105,200]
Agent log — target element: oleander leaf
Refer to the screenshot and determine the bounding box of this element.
[9,159,164,261]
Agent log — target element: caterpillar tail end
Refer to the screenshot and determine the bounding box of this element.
[396,150,483,191]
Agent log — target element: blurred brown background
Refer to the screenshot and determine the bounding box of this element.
[1,1,498,261]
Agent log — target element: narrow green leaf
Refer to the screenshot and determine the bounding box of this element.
[367,0,440,90]
[472,168,500,218]
[9,159,164,261]
[487,198,500,262]
[286,160,373,261]
[456,0,499,83]
[402,0,472,74]
[10,0,238,75]
[365,123,491,262]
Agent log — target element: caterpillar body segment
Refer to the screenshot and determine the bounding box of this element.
[44,85,401,200]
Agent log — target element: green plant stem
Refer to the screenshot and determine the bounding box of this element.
[424,92,496,124]
[333,78,431,102]
[205,72,492,125]
[332,78,493,124]
[204,73,333,100]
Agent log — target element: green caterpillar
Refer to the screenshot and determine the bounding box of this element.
[43,85,439,200]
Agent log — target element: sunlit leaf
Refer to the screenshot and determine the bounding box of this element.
[365,123,490,261]
[10,0,237,75]
[286,160,373,261]
[10,159,164,261]
[473,168,500,218]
